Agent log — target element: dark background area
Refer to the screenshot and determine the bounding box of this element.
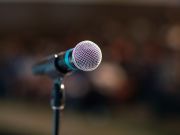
[0,2,180,135]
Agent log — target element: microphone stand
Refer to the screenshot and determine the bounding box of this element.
[51,78,65,135]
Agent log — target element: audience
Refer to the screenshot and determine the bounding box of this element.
[0,19,179,118]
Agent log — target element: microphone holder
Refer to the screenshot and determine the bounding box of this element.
[51,77,65,135]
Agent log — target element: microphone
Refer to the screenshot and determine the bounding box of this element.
[32,40,102,78]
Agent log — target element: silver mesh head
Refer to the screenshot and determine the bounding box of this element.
[72,40,102,71]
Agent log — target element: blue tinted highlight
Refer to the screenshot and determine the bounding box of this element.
[64,49,76,70]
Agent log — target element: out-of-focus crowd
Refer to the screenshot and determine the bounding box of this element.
[0,15,180,118]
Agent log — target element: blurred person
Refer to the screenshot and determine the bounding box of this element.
[64,71,111,114]
[108,37,138,102]
[64,71,92,111]
[87,37,138,108]
[135,36,179,118]
[89,62,129,103]
[0,36,25,98]
[135,41,166,112]
[152,25,180,117]
[157,52,180,117]
[167,25,180,52]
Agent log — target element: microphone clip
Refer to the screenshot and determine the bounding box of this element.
[51,78,65,111]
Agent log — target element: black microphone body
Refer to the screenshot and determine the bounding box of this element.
[32,50,76,78]
[32,40,102,78]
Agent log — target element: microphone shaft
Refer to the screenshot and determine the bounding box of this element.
[32,51,71,78]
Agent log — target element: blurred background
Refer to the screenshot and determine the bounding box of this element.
[0,0,180,135]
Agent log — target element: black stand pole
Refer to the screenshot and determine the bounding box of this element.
[53,109,60,135]
[51,78,65,135]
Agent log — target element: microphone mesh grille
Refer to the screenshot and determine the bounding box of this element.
[72,40,102,71]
